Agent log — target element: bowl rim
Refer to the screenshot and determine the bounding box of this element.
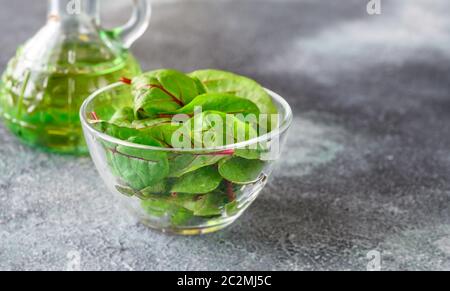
[80,82,293,152]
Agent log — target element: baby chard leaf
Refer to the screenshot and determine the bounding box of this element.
[171,207,195,225]
[174,93,260,117]
[127,135,165,147]
[115,185,136,197]
[191,193,229,216]
[225,200,240,216]
[110,139,170,190]
[109,106,135,126]
[141,197,173,217]
[171,166,223,194]
[218,157,266,184]
[189,69,278,130]
[234,143,269,160]
[168,153,224,178]
[132,69,204,118]
[176,111,259,148]
[92,121,140,141]
[234,148,261,160]
[139,191,229,218]
[141,198,194,225]
[192,77,207,95]
[131,117,172,130]
[175,193,229,217]
[144,124,182,148]
[132,118,181,147]
[140,180,169,196]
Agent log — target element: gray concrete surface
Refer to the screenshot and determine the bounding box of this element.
[0,0,449,270]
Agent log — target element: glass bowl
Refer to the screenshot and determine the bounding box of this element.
[80,82,292,235]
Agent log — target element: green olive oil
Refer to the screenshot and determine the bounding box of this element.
[0,46,141,155]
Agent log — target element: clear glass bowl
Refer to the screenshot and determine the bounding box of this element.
[80,82,292,235]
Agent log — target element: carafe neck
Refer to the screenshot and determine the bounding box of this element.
[48,0,99,23]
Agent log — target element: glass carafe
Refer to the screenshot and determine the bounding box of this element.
[0,0,151,155]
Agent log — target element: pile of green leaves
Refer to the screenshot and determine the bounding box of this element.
[91,69,278,225]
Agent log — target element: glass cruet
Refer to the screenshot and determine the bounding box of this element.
[0,0,151,155]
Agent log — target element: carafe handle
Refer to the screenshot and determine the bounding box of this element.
[115,0,152,48]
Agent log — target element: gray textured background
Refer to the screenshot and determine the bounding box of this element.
[0,0,449,271]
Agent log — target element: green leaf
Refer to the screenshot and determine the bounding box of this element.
[177,111,259,148]
[168,153,224,178]
[142,124,182,148]
[234,149,261,160]
[92,121,140,141]
[170,207,195,225]
[132,118,181,147]
[191,193,229,216]
[115,185,152,200]
[171,166,222,194]
[189,69,278,129]
[141,198,194,225]
[225,201,240,216]
[132,69,204,118]
[115,185,136,197]
[175,192,229,217]
[140,180,169,195]
[192,76,207,95]
[218,157,265,184]
[234,144,269,160]
[141,198,172,217]
[139,191,229,219]
[109,106,135,126]
[174,93,260,117]
[131,117,172,129]
[141,198,194,226]
[163,192,229,217]
[110,141,169,190]
[106,149,121,177]
[127,135,165,147]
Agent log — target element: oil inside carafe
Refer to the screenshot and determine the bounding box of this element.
[0,43,141,155]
